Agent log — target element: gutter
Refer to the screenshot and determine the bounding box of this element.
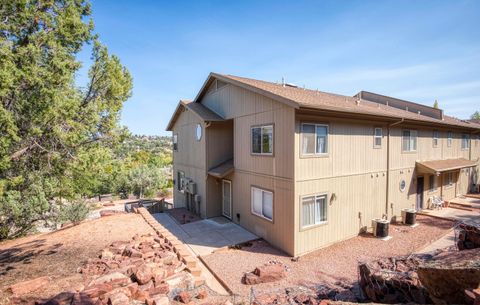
[386,118,405,217]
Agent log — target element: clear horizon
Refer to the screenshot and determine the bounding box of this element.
[76,0,480,136]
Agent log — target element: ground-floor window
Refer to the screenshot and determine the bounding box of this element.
[251,187,273,221]
[177,170,185,191]
[301,193,327,229]
[446,172,454,186]
[428,174,435,191]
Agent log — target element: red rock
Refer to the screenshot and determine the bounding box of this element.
[134,264,153,285]
[149,283,170,295]
[175,291,191,304]
[126,282,139,296]
[89,272,130,287]
[138,280,154,291]
[152,295,169,305]
[100,210,122,217]
[196,290,207,299]
[100,249,114,260]
[143,250,156,259]
[243,263,286,285]
[418,248,480,304]
[133,290,150,302]
[107,292,129,305]
[82,283,113,298]
[107,287,132,299]
[9,276,50,295]
[294,293,309,304]
[254,264,285,280]
[243,272,261,285]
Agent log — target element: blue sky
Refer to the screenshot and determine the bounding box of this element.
[76,0,480,136]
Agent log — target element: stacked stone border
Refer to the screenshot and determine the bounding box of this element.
[136,207,205,287]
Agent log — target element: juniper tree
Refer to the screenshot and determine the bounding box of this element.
[0,0,132,239]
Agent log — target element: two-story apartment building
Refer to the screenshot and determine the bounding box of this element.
[166,73,480,256]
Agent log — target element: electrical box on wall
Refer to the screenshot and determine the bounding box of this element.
[186,182,197,194]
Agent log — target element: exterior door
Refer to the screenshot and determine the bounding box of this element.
[416,177,424,211]
[222,180,232,219]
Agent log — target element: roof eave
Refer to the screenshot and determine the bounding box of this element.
[298,105,480,130]
[166,101,185,131]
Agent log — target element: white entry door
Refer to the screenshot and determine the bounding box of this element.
[222,180,232,219]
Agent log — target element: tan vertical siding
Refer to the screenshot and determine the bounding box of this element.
[293,116,388,255]
[199,83,296,254]
[171,108,207,217]
[205,120,233,218]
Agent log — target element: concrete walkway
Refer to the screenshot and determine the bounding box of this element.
[151,213,258,256]
[419,206,480,224]
[416,230,456,253]
[417,203,480,253]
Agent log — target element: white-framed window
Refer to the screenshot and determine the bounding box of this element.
[402,130,417,152]
[251,125,273,155]
[177,170,185,191]
[446,172,454,186]
[251,187,273,221]
[173,134,178,151]
[301,123,328,155]
[432,130,439,148]
[447,131,453,147]
[462,134,470,150]
[374,127,382,148]
[301,194,327,229]
[399,179,407,192]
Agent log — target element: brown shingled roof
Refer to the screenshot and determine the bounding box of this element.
[199,73,480,130]
[166,99,224,131]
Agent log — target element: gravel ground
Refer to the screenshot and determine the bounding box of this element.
[167,207,202,224]
[201,215,453,297]
[0,213,155,304]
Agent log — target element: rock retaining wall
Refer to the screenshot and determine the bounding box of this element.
[136,208,204,283]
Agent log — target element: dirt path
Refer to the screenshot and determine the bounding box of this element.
[0,213,155,304]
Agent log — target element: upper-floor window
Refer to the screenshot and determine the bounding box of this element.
[432,130,439,148]
[462,134,470,150]
[402,130,417,152]
[447,131,453,147]
[251,187,273,221]
[301,193,328,229]
[301,123,328,155]
[173,134,178,151]
[251,125,273,155]
[374,128,382,148]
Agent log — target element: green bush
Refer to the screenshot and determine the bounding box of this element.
[59,200,91,225]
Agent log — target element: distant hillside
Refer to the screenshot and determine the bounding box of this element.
[115,135,172,159]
